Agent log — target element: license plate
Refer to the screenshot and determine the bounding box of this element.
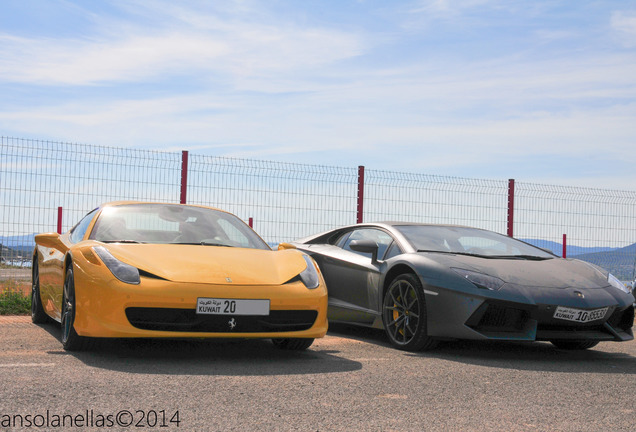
[196,298,270,316]
[553,306,608,323]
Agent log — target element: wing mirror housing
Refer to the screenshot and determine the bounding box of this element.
[35,233,69,253]
[278,242,296,251]
[349,239,379,263]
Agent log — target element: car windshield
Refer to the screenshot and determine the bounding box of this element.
[395,225,554,259]
[89,204,270,250]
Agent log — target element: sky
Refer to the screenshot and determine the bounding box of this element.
[1,0,635,189]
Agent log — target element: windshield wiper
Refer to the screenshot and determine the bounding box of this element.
[487,254,552,261]
[101,240,144,244]
[417,250,484,258]
[417,250,551,260]
[173,242,233,247]
[417,249,454,254]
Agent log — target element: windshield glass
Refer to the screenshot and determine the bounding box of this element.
[395,225,554,259]
[89,204,270,250]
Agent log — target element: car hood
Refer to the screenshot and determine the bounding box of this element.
[434,254,608,289]
[101,244,307,285]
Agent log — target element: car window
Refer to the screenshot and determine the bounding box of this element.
[217,219,252,248]
[342,228,395,259]
[383,241,403,260]
[457,236,510,254]
[88,204,270,250]
[334,231,352,248]
[395,225,554,258]
[69,209,98,243]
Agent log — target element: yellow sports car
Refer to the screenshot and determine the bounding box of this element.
[32,202,328,351]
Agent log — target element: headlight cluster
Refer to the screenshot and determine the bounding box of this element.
[93,246,140,285]
[608,273,631,294]
[299,254,321,289]
[452,268,504,291]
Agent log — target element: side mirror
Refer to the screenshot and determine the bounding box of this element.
[349,239,379,263]
[35,233,69,253]
[277,242,296,251]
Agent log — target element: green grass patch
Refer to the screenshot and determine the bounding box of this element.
[0,282,31,315]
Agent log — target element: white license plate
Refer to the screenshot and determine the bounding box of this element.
[553,306,608,323]
[196,298,270,316]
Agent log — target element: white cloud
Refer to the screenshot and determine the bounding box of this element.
[0,2,365,86]
[1,0,636,190]
[0,33,229,85]
[611,10,636,47]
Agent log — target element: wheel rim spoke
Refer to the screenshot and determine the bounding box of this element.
[392,316,405,339]
[406,295,417,310]
[398,283,406,308]
[390,290,403,309]
[388,314,403,327]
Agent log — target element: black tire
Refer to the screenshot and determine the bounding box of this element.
[61,266,92,351]
[550,340,600,350]
[31,258,49,324]
[382,273,437,352]
[271,338,314,351]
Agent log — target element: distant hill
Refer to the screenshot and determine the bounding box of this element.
[0,233,37,246]
[520,239,616,257]
[573,243,636,281]
[521,238,635,281]
[0,234,36,258]
[0,243,30,263]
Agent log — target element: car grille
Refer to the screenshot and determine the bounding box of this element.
[466,301,634,341]
[125,307,318,333]
[467,303,530,333]
[606,305,634,332]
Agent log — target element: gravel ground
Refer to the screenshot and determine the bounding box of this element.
[1,318,635,432]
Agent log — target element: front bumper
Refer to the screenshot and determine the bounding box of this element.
[464,300,634,342]
[72,264,328,339]
[425,282,634,343]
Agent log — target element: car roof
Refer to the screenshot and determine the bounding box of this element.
[99,201,229,214]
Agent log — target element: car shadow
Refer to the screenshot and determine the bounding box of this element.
[37,322,362,376]
[328,323,636,375]
[328,323,392,347]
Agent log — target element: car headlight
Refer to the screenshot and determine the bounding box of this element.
[608,273,630,294]
[93,246,140,285]
[452,268,504,291]
[299,254,320,289]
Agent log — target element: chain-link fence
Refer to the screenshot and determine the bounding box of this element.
[2,137,636,281]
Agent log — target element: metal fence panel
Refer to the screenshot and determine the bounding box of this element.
[1,137,181,263]
[514,182,636,280]
[364,169,509,233]
[187,154,358,243]
[1,137,635,282]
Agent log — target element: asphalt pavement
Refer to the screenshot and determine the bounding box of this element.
[1,317,635,431]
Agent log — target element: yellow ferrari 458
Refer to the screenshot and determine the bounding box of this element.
[32,202,327,351]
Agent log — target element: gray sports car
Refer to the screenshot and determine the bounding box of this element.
[282,223,635,351]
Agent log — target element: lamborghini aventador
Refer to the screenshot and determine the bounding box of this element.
[282,223,634,351]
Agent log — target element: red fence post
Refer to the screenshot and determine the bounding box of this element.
[507,179,515,237]
[357,166,365,224]
[249,217,253,228]
[57,207,63,234]
[562,234,567,258]
[180,150,189,204]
